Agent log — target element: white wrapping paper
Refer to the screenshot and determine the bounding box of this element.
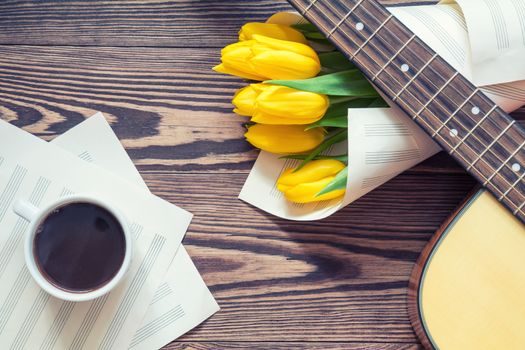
[239,1,525,220]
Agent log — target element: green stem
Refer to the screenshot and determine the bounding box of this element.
[328,96,357,105]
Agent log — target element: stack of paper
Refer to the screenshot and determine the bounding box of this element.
[0,113,219,349]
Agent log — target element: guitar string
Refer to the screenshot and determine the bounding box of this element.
[298,0,525,212]
[340,0,525,205]
[321,0,524,181]
[300,3,493,172]
[302,0,525,209]
[362,0,524,168]
[325,0,525,201]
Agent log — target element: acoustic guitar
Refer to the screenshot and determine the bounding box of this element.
[285,0,525,348]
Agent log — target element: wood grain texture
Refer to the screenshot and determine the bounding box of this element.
[0,0,437,47]
[0,0,523,348]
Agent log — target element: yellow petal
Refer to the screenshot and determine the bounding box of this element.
[250,50,320,80]
[221,45,267,80]
[255,85,328,120]
[277,160,346,187]
[252,34,319,63]
[244,124,325,154]
[277,183,292,192]
[232,84,261,116]
[221,40,255,56]
[250,111,319,125]
[213,63,266,81]
[239,23,307,44]
[282,176,346,203]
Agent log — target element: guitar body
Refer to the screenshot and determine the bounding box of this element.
[409,189,525,349]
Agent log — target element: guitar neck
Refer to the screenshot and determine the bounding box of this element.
[287,0,525,224]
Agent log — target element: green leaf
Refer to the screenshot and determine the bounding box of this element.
[368,98,389,107]
[303,31,327,40]
[294,129,347,172]
[266,70,378,97]
[307,98,380,129]
[318,51,355,72]
[281,154,348,162]
[308,116,348,129]
[316,167,348,196]
[291,22,320,33]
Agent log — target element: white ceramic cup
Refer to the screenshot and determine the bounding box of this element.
[13,194,132,302]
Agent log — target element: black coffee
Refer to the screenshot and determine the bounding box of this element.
[34,202,126,292]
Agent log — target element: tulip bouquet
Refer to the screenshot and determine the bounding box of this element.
[214,21,385,204]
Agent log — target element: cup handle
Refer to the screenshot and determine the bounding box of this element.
[13,200,39,222]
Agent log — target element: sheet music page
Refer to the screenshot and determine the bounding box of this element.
[52,113,220,349]
[0,118,192,349]
[239,108,440,221]
[239,5,525,221]
[390,3,525,109]
[442,0,525,85]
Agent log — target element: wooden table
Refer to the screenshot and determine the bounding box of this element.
[1,1,523,349]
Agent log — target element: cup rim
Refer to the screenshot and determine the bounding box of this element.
[23,194,132,302]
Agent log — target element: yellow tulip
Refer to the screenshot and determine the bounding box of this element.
[239,23,307,44]
[232,83,329,124]
[232,84,258,116]
[215,41,267,81]
[244,124,325,154]
[213,35,320,81]
[277,160,346,203]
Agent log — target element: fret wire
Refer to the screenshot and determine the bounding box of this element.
[353,14,394,56]
[313,0,525,209]
[359,0,525,191]
[502,170,525,200]
[413,72,459,117]
[323,0,521,184]
[467,120,516,170]
[371,34,416,82]
[432,89,479,137]
[450,105,497,154]
[514,200,525,215]
[302,0,319,15]
[327,0,365,37]
[354,16,522,197]
[391,54,438,102]
[320,1,510,184]
[485,139,525,186]
[369,38,525,192]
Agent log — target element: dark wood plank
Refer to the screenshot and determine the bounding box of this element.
[0,0,438,47]
[0,45,255,170]
[143,170,476,343]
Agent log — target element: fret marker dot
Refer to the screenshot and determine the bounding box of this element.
[512,163,521,172]
[450,129,458,137]
[356,22,364,31]
[400,64,410,72]
[471,106,480,115]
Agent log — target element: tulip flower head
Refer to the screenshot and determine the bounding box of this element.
[277,160,346,203]
[213,35,321,81]
[244,124,325,154]
[232,83,329,124]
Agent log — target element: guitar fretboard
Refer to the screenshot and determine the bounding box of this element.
[288,0,525,224]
